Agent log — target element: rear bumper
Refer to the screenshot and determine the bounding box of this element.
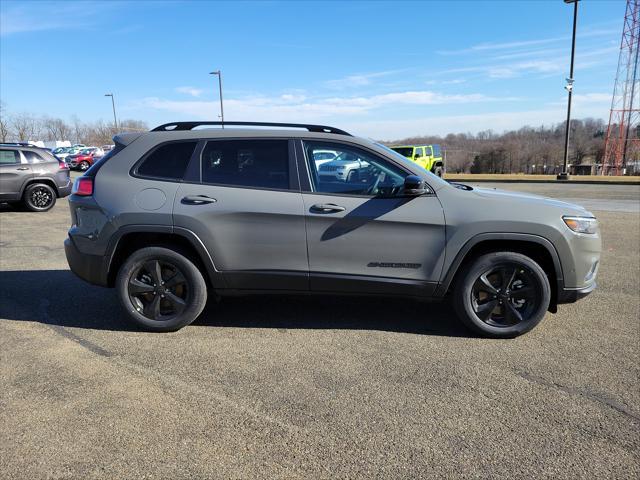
[64,237,108,287]
[557,282,596,304]
[57,181,72,198]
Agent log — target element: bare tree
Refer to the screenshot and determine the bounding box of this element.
[0,102,9,142]
[10,113,40,142]
[41,116,72,142]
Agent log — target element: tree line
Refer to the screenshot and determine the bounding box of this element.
[388,118,607,174]
[1,103,608,174]
[0,104,147,147]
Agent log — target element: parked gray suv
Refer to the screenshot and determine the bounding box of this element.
[0,143,72,211]
[64,122,601,337]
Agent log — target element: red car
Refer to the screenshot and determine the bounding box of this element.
[67,149,95,171]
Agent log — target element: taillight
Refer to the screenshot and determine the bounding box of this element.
[58,160,67,169]
[72,177,94,196]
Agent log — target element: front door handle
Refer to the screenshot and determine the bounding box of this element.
[16,167,29,171]
[182,195,217,205]
[310,203,346,213]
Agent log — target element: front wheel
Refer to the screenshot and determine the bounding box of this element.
[116,247,207,331]
[453,252,550,338]
[79,161,90,171]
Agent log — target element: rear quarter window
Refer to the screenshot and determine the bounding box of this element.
[135,141,198,181]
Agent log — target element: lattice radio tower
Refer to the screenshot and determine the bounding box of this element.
[602,0,640,175]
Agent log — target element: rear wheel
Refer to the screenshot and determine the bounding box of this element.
[79,161,90,171]
[453,252,550,338]
[116,247,207,331]
[434,166,443,177]
[23,183,56,212]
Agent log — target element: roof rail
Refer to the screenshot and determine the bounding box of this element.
[0,142,40,147]
[151,121,351,136]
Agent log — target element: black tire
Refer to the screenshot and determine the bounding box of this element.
[23,183,57,212]
[453,252,550,338]
[434,166,443,177]
[116,247,207,332]
[79,161,90,171]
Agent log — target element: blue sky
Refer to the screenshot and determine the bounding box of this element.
[0,0,623,140]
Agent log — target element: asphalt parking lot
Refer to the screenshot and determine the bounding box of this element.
[1,182,639,479]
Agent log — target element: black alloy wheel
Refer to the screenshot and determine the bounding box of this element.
[116,247,208,331]
[471,263,540,327]
[23,183,56,212]
[128,259,189,321]
[453,252,551,338]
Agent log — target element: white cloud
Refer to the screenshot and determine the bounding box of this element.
[139,89,513,125]
[325,70,406,89]
[176,86,204,97]
[0,1,115,36]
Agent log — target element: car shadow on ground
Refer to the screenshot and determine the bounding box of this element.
[0,269,472,337]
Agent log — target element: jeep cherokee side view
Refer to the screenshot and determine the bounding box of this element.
[64,122,601,338]
[1,143,72,211]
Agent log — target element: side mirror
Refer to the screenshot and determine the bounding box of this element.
[403,175,428,195]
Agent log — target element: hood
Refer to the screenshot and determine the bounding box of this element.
[471,186,594,216]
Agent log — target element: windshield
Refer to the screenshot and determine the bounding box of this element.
[390,147,414,158]
[376,143,450,188]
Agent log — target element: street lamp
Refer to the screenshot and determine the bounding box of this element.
[209,70,225,128]
[558,0,580,181]
[104,93,118,131]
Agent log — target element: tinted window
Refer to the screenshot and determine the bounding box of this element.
[201,139,289,190]
[414,147,424,157]
[137,141,197,180]
[23,150,47,163]
[0,150,20,165]
[391,147,413,158]
[305,141,407,196]
[425,146,433,157]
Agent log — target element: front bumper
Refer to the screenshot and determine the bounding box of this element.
[557,281,597,304]
[64,237,109,287]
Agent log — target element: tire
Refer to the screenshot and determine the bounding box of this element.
[23,183,57,212]
[453,252,550,338]
[434,167,443,177]
[79,161,90,171]
[116,246,207,332]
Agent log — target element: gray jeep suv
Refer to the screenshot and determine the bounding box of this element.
[64,122,601,338]
[0,143,72,211]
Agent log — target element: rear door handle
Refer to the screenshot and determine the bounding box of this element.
[182,195,217,205]
[310,203,346,213]
[16,167,29,171]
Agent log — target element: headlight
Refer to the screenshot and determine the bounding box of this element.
[563,216,598,234]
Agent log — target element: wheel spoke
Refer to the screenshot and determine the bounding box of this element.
[144,260,163,286]
[129,278,154,295]
[504,301,523,324]
[164,271,186,289]
[144,295,161,319]
[475,299,498,320]
[165,292,186,313]
[475,274,498,294]
[501,266,517,291]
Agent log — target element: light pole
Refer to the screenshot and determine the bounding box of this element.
[558,0,579,181]
[104,93,118,131]
[209,70,225,128]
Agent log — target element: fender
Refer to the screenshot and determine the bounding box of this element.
[104,224,226,289]
[434,232,565,297]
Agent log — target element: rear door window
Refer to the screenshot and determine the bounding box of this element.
[200,139,289,190]
[0,150,20,164]
[136,141,198,180]
[414,147,424,157]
